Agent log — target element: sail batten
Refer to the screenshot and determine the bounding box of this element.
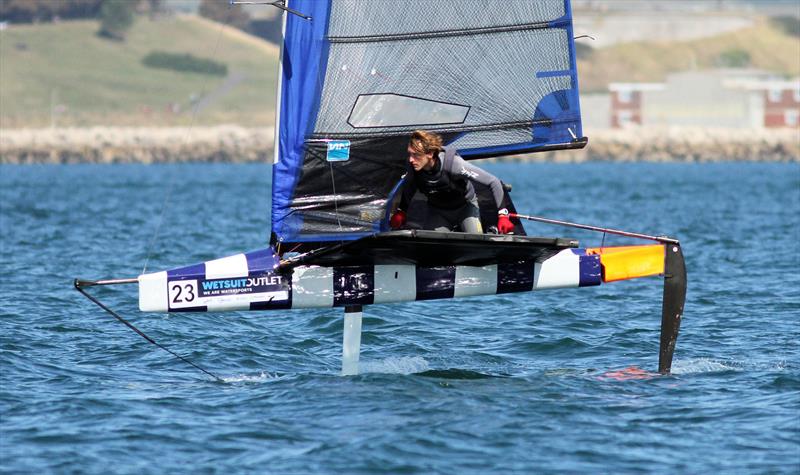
[326,0,567,36]
[312,119,561,139]
[328,19,570,44]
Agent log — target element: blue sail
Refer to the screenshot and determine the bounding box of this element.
[272,0,585,247]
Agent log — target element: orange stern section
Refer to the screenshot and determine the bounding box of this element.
[586,244,665,283]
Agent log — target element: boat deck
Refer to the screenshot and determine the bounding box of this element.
[297,230,579,267]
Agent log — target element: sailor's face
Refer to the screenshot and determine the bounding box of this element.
[408,146,434,171]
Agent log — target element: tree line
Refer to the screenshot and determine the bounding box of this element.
[0,0,248,26]
[1,0,253,42]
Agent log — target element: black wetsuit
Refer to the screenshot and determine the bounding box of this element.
[398,147,505,232]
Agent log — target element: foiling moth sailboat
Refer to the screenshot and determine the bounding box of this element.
[76,0,686,376]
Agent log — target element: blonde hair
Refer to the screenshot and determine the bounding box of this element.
[409,130,443,155]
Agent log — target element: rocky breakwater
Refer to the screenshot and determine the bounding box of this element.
[0,126,274,164]
[539,127,800,162]
[1,126,797,163]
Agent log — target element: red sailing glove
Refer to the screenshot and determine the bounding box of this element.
[497,208,514,234]
[390,210,407,229]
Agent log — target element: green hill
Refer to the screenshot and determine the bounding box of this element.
[1,14,797,127]
[0,15,279,128]
[578,17,800,92]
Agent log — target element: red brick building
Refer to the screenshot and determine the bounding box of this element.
[763,82,800,128]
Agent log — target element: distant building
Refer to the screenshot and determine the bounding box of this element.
[608,83,664,128]
[738,80,800,128]
[605,70,800,129]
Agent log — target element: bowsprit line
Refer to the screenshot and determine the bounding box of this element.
[74,278,223,383]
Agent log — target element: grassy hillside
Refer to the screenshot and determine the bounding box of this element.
[1,14,797,127]
[578,17,800,92]
[0,15,279,127]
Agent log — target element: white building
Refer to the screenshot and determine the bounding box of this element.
[603,70,800,129]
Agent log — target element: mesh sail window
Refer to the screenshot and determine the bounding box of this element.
[348,94,470,128]
[272,0,586,247]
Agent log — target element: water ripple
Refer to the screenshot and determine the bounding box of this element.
[2,163,799,474]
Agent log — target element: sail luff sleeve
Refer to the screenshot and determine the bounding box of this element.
[271,0,333,244]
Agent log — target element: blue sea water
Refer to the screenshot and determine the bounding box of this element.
[1,162,798,474]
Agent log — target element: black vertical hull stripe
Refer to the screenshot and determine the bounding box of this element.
[416,266,456,301]
[497,260,535,294]
[334,265,375,307]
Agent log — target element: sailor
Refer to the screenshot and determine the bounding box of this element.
[390,130,515,234]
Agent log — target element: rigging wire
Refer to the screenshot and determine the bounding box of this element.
[74,280,223,382]
[510,212,679,244]
[141,184,174,275]
[141,13,232,275]
[329,161,344,233]
[230,0,311,20]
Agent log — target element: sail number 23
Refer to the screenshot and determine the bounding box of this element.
[169,280,198,308]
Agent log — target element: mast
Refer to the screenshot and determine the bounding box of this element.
[271,2,288,166]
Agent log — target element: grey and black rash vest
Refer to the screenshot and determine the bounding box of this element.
[398,147,505,211]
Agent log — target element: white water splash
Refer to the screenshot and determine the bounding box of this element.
[222,371,279,383]
[359,356,430,375]
[670,358,738,374]
[671,358,788,375]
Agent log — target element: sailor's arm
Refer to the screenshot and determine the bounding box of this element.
[451,154,515,234]
[451,155,504,209]
[391,169,416,229]
[397,169,417,212]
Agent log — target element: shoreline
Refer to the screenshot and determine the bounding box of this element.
[1,126,798,164]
